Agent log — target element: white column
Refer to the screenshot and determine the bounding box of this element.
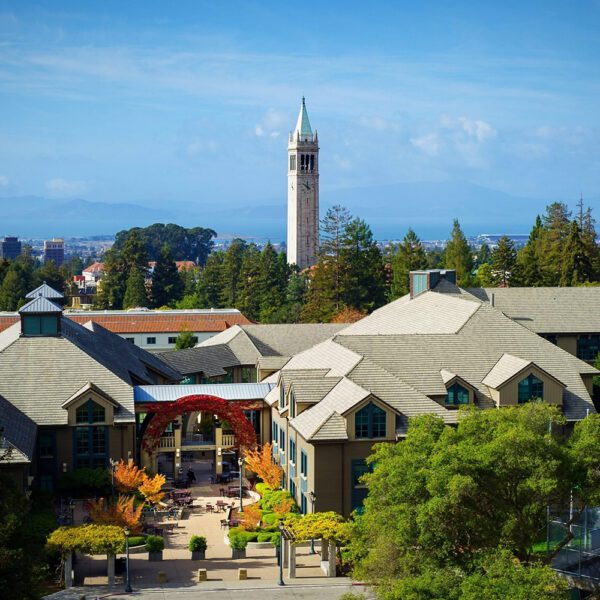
[107,553,115,586]
[321,538,328,561]
[327,540,336,577]
[287,544,296,579]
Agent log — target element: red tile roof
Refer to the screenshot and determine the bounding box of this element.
[0,311,251,334]
[83,262,104,273]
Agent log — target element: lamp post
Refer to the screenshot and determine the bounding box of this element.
[278,519,285,586]
[237,456,244,513]
[309,491,316,554]
[109,458,118,496]
[123,526,132,593]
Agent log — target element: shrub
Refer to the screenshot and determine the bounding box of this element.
[189,535,208,552]
[145,535,164,553]
[21,509,57,545]
[261,512,278,526]
[260,489,294,512]
[257,532,273,543]
[228,528,259,549]
[255,482,271,497]
[59,468,111,497]
[271,531,281,547]
[127,535,147,547]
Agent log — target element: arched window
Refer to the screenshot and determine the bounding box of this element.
[446,382,469,406]
[518,374,544,403]
[76,399,105,424]
[355,402,387,439]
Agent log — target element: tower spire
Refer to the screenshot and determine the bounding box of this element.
[294,97,313,140]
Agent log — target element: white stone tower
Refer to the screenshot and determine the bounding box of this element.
[287,97,319,269]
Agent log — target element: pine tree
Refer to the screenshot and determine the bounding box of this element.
[443,219,474,286]
[123,266,148,308]
[151,244,183,308]
[256,243,289,323]
[389,228,428,299]
[235,244,261,320]
[475,262,496,287]
[340,218,386,312]
[0,264,29,310]
[197,252,224,308]
[477,242,492,266]
[220,239,247,307]
[579,202,600,281]
[300,258,337,322]
[491,236,517,286]
[320,205,352,311]
[561,220,593,286]
[94,248,126,309]
[33,260,65,294]
[539,202,572,285]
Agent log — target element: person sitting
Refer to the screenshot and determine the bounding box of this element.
[186,466,196,484]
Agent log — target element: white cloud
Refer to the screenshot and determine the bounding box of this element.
[410,133,441,156]
[0,175,9,187]
[45,178,87,197]
[255,108,286,138]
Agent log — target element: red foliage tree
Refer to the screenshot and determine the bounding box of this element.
[141,395,257,455]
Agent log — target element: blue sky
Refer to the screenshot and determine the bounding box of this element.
[0,1,599,237]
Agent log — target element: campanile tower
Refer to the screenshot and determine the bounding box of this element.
[287,98,319,269]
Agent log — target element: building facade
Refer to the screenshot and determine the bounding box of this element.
[0,236,22,260]
[44,237,65,266]
[287,98,319,269]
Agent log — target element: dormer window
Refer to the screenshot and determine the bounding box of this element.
[22,314,59,336]
[355,402,386,439]
[76,399,106,424]
[518,374,544,403]
[446,382,469,406]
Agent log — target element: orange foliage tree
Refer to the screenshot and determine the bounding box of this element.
[139,473,166,506]
[86,495,144,534]
[239,503,262,531]
[331,306,365,323]
[113,460,145,493]
[243,443,283,490]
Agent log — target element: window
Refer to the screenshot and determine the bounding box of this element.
[289,438,296,464]
[272,422,278,445]
[125,337,135,344]
[300,450,308,477]
[22,315,59,336]
[541,334,558,345]
[38,432,55,458]
[446,382,469,406]
[301,493,307,514]
[168,337,177,344]
[518,374,544,403]
[351,459,372,512]
[279,385,286,409]
[39,475,54,492]
[577,335,600,361]
[181,375,196,384]
[74,426,107,468]
[290,155,296,171]
[354,402,387,439]
[279,429,285,453]
[146,337,156,345]
[290,478,296,499]
[76,400,106,424]
[244,410,261,435]
[241,367,256,383]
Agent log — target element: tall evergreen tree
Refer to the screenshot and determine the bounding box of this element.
[491,236,517,286]
[94,248,126,309]
[256,243,289,323]
[443,219,474,286]
[516,215,543,287]
[151,244,183,308]
[197,252,224,308]
[220,239,247,307]
[300,258,337,322]
[123,266,148,308]
[236,244,261,320]
[121,230,149,272]
[33,260,65,294]
[477,242,492,266]
[0,264,29,310]
[320,205,352,311]
[539,202,572,285]
[340,218,386,311]
[561,221,593,286]
[389,228,428,299]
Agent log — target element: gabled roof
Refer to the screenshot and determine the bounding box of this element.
[25,282,64,300]
[289,377,342,404]
[62,382,120,409]
[19,296,62,314]
[482,353,565,390]
[312,412,348,441]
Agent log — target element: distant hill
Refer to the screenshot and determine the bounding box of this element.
[1,181,597,240]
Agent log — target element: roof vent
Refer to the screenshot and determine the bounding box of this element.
[409,270,457,299]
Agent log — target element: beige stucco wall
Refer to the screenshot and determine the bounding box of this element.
[556,335,578,357]
[491,365,564,407]
[346,396,397,442]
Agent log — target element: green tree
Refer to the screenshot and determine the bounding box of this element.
[474,262,496,287]
[560,220,593,286]
[516,216,543,287]
[301,258,337,322]
[350,405,600,597]
[539,202,572,285]
[389,228,428,299]
[0,263,30,310]
[235,244,261,320]
[94,248,126,309]
[175,329,196,349]
[221,239,247,307]
[443,219,474,286]
[151,244,184,307]
[339,218,386,312]
[491,235,517,286]
[256,243,289,322]
[476,242,492,266]
[33,260,65,294]
[197,251,224,308]
[122,266,148,309]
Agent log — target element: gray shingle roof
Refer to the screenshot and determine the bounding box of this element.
[25,283,64,300]
[158,345,239,377]
[0,395,37,463]
[464,287,600,334]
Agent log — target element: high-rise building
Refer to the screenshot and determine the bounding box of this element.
[44,238,64,267]
[287,98,319,269]
[0,236,21,260]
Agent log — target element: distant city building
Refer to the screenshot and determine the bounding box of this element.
[82,262,104,282]
[287,97,319,270]
[43,238,64,267]
[0,236,22,260]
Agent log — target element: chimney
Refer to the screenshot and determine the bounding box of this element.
[409,269,457,299]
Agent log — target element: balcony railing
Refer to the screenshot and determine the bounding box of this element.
[222,434,236,447]
[182,434,214,446]
[159,435,175,449]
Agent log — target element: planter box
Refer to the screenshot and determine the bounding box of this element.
[149,551,163,561]
[191,550,206,560]
[129,544,147,555]
[231,548,246,559]
[247,541,274,551]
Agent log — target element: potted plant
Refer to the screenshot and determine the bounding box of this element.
[229,530,248,559]
[189,535,207,560]
[145,535,164,561]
